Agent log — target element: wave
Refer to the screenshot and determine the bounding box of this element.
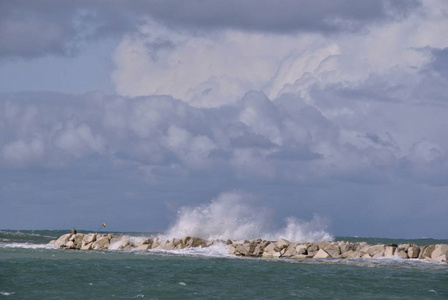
[0,242,55,250]
[163,191,333,242]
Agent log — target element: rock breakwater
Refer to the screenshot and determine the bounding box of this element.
[49,233,448,263]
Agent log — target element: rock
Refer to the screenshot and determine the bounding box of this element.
[313,249,330,258]
[407,245,420,259]
[137,244,150,250]
[81,242,93,250]
[398,244,411,253]
[92,236,110,250]
[431,244,448,262]
[130,237,149,247]
[262,243,281,258]
[283,244,299,257]
[65,241,75,249]
[396,250,408,259]
[296,245,308,255]
[71,228,77,234]
[264,243,280,254]
[323,244,341,258]
[384,246,396,258]
[83,233,97,244]
[361,253,371,258]
[235,243,256,256]
[365,245,385,258]
[183,237,206,248]
[72,233,84,249]
[159,240,175,251]
[421,245,435,260]
[227,244,236,255]
[54,233,72,248]
[341,250,355,258]
[252,244,263,257]
[307,244,319,256]
[276,239,290,249]
[339,242,355,254]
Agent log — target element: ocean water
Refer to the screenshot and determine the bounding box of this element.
[1,230,447,299]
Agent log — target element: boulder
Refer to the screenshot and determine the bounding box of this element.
[54,234,72,248]
[365,245,385,258]
[183,237,206,248]
[431,244,448,262]
[235,243,256,256]
[282,244,299,257]
[323,244,341,258]
[384,246,396,258]
[276,239,290,249]
[227,244,237,255]
[339,242,355,254]
[421,245,435,260]
[137,244,150,250]
[313,249,330,258]
[83,233,97,244]
[130,237,149,247]
[92,236,110,250]
[65,241,75,249]
[262,243,281,258]
[396,250,408,259]
[307,244,319,257]
[73,234,85,249]
[407,245,420,259]
[81,242,93,250]
[296,245,308,255]
[341,250,356,259]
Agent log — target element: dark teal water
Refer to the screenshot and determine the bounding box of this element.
[1,230,447,299]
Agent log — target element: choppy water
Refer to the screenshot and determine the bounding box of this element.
[1,230,447,299]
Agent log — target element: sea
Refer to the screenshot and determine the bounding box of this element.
[1,230,447,299]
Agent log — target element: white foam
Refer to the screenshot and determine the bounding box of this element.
[164,191,333,242]
[0,292,15,296]
[0,243,55,250]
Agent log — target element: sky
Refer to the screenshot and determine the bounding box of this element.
[0,0,447,238]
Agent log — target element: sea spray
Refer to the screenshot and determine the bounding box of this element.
[163,192,333,242]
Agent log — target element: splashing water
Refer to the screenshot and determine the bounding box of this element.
[164,192,333,242]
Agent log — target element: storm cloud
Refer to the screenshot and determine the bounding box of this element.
[0,0,420,59]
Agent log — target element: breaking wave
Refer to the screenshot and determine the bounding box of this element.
[164,192,333,242]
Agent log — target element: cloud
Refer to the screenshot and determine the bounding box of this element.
[1,87,447,236]
[0,0,420,60]
[2,0,448,237]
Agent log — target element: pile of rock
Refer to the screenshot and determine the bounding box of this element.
[49,233,448,263]
[226,239,448,262]
[49,233,211,251]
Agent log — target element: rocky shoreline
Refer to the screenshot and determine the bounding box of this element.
[49,232,448,263]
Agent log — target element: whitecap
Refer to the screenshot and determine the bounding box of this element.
[0,243,55,250]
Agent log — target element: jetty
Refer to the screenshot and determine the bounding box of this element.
[49,232,448,263]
